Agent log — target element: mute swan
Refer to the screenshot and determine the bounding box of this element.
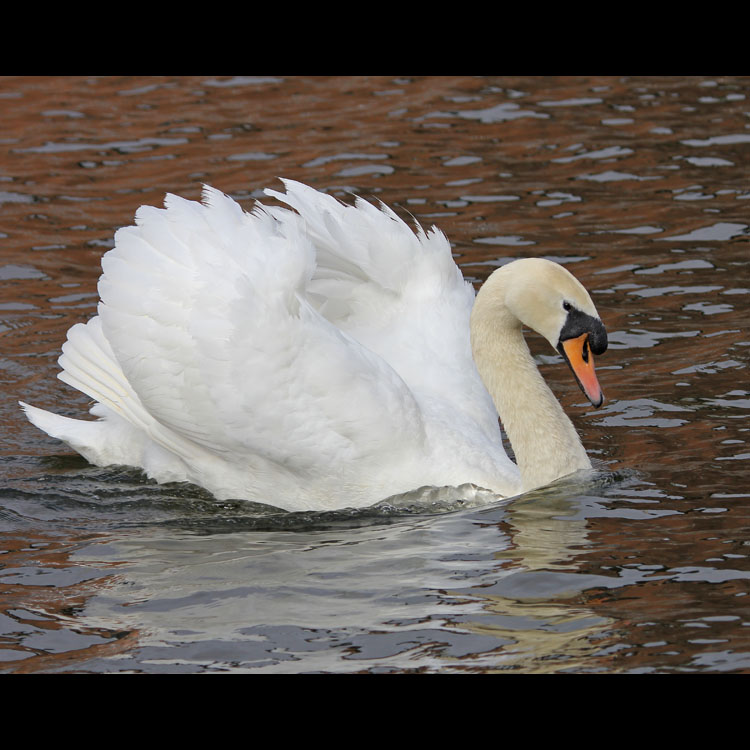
[20,179,608,512]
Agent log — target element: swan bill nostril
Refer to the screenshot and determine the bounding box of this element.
[559,333,604,408]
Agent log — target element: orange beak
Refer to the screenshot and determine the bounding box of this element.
[560,333,604,408]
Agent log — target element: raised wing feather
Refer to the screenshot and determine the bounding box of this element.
[95,185,427,477]
[263,179,501,443]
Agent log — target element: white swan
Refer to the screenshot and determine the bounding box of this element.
[20,179,608,512]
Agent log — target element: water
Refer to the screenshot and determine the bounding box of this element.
[1,75,749,673]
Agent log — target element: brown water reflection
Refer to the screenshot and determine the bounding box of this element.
[1,76,749,672]
[0,528,138,670]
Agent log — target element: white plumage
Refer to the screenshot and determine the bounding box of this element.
[21,179,607,512]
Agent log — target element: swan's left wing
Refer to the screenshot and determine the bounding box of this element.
[91,187,427,479]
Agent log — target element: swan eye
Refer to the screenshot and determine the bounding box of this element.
[563,301,572,312]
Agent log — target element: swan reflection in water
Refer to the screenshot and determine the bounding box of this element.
[21,179,607,512]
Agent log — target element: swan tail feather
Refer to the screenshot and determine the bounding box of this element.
[18,400,143,467]
[23,313,203,467]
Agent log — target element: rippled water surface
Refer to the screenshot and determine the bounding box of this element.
[1,76,749,673]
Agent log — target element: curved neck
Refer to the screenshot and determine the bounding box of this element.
[470,271,591,491]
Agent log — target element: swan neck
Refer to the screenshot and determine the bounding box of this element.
[470,271,591,491]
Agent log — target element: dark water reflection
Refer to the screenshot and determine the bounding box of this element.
[1,76,749,672]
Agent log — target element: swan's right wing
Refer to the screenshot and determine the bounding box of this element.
[78,187,427,480]
[263,180,502,443]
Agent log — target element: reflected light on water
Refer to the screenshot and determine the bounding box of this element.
[1,75,749,672]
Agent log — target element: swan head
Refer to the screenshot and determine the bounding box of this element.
[501,258,608,407]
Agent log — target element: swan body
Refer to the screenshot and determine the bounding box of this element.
[21,180,607,512]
